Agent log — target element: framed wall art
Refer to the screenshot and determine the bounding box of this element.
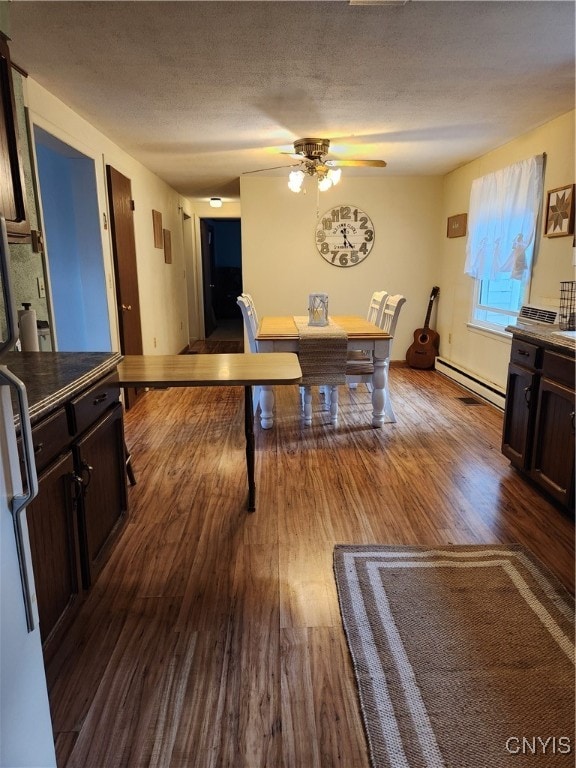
[152,209,163,248]
[163,228,172,264]
[446,213,467,238]
[544,184,574,238]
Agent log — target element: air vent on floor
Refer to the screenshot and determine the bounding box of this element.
[518,305,558,325]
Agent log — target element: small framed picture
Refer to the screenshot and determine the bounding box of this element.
[544,184,574,238]
[163,228,172,264]
[446,213,467,238]
[152,210,163,248]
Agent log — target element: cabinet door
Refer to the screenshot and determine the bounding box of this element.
[0,35,30,242]
[502,362,538,470]
[25,451,83,662]
[75,403,128,588]
[531,377,575,510]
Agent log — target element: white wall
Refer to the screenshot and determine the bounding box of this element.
[437,110,575,392]
[239,176,444,360]
[24,78,192,355]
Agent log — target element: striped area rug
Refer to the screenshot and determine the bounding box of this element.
[334,544,575,768]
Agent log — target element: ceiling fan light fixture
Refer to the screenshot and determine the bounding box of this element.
[317,175,333,192]
[327,168,342,186]
[209,197,223,208]
[288,170,305,193]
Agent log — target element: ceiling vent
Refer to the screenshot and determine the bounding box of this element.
[518,305,558,325]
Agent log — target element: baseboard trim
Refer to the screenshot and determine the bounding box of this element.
[435,357,506,410]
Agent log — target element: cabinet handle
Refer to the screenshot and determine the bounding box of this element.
[93,392,108,405]
[70,473,83,503]
[121,304,132,312]
[518,350,529,357]
[523,385,531,405]
[80,461,93,493]
[33,442,44,455]
[571,411,575,432]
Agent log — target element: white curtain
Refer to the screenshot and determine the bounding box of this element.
[464,155,544,281]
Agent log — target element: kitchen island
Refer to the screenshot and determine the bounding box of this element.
[5,351,126,668]
[502,324,575,512]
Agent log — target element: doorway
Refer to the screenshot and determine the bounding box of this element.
[33,127,111,352]
[200,218,243,340]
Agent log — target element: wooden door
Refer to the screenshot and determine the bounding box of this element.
[200,219,216,338]
[106,165,143,406]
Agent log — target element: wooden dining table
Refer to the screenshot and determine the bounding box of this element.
[256,315,392,429]
[116,352,302,511]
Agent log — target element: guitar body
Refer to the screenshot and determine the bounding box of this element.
[406,328,440,369]
[406,286,440,370]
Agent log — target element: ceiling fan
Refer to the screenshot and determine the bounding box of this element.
[244,138,387,192]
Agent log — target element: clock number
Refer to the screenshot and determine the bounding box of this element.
[322,217,333,230]
[358,216,368,229]
[331,251,339,263]
[350,251,359,264]
[320,242,330,254]
[316,230,326,243]
[364,229,374,242]
[330,209,339,223]
[339,253,349,266]
[359,242,368,254]
[340,206,351,220]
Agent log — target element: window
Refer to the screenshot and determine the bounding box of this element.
[464,155,544,331]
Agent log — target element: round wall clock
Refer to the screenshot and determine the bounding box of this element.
[315,205,375,267]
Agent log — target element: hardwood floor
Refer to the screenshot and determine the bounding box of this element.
[48,366,574,768]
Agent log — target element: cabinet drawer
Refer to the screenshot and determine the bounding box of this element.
[510,340,541,370]
[19,407,71,476]
[67,373,120,437]
[542,351,575,389]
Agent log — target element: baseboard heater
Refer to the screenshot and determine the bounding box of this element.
[435,357,506,410]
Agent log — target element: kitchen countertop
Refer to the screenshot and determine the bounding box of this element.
[2,351,122,425]
[505,323,576,357]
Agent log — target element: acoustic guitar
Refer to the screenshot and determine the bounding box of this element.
[406,286,440,369]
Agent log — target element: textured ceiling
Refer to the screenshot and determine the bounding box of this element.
[7,1,575,200]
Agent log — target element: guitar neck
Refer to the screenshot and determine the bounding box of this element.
[423,297,435,330]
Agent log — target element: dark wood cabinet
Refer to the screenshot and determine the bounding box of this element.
[21,370,128,661]
[530,353,575,508]
[502,337,575,512]
[26,451,83,665]
[75,402,127,588]
[0,34,30,242]
[502,360,538,470]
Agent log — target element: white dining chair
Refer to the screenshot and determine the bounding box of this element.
[237,295,261,414]
[240,292,259,328]
[323,290,388,403]
[366,290,389,326]
[346,294,406,422]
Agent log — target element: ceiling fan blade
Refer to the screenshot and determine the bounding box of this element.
[325,159,387,168]
[242,162,300,174]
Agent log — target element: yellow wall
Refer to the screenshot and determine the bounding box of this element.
[438,110,575,391]
[239,175,444,360]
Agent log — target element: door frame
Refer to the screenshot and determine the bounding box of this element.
[27,111,121,352]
